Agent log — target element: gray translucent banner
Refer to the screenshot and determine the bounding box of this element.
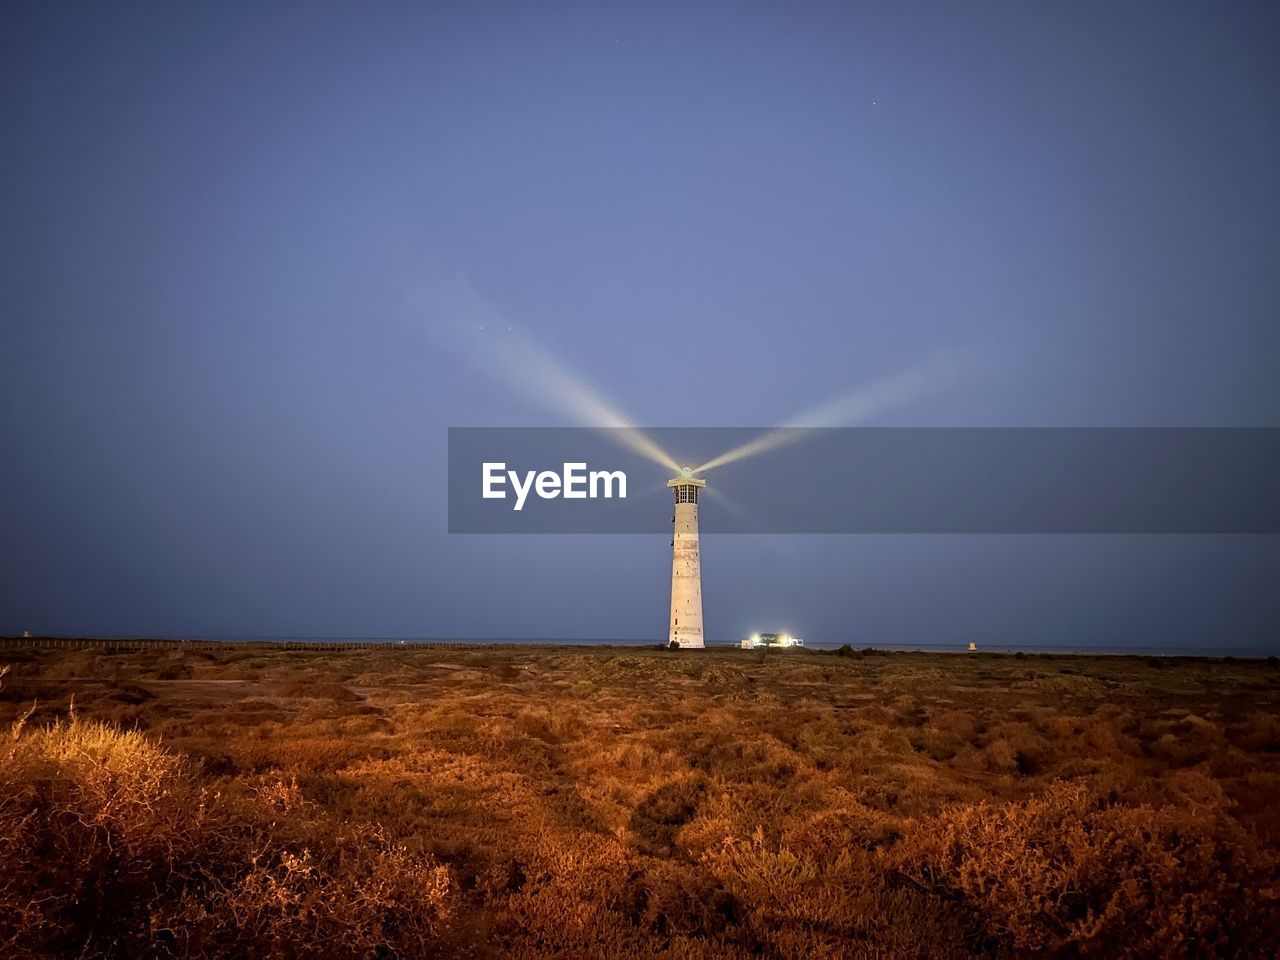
[448,428,1280,533]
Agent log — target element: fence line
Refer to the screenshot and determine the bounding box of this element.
[0,637,564,654]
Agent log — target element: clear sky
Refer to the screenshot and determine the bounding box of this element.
[3,2,1279,647]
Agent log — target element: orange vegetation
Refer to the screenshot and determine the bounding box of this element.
[2,646,1278,958]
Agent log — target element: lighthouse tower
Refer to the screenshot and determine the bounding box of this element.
[667,466,706,648]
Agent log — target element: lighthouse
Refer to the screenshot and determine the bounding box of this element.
[667,466,706,648]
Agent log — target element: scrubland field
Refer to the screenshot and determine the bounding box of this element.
[2,643,1279,959]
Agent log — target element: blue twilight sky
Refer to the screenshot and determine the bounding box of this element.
[2,2,1279,647]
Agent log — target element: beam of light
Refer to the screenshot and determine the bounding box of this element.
[482,326,683,473]
[416,276,682,474]
[694,349,971,473]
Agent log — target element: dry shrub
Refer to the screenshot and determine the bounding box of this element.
[977,723,1050,775]
[893,781,1280,956]
[982,736,1019,772]
[279,680,359,701]
[109,682,155,705]
[1144,712,1228,768]
[497,831,655,954]
[0,712,455,959]
[134,651,197,681]
[1233,711,1280,757]
[201,733,388,774]
[913,709,977,762]
[630,777,708,856]
[496,831,751,959]
[1018,673,1109,698]
[782,805,903,853]
[1,714,206,955]
[160,828,452,958]
[705,827,975,959]
[624,859,740,938]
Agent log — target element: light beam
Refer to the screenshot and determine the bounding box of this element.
[694,349,969,473]
[417,276,682,474]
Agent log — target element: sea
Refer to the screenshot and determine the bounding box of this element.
[166,637,1278,658]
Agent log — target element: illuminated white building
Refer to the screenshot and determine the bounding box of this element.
[740,632,805,649]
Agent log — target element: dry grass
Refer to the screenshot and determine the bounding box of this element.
[0,686,453,958]
[2,645,1279,957]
